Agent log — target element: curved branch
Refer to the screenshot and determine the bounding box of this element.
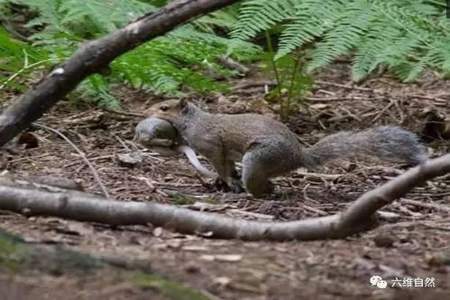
[338,154,450,229]
[0,0,240,146]
[0,154,448,241]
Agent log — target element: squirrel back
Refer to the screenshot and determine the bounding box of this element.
[146,99,303,163]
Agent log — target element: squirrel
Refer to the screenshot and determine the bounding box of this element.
[134,116,216,178]
[145,99,428,197]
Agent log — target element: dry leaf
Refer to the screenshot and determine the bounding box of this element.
[182,245,210,252]
[310,103,328,109]
[213,276,231,287]
[189,201,230,212]
[201,254,242,262]
[153,227,163,237]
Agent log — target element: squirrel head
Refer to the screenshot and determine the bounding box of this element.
[145,99,190,123]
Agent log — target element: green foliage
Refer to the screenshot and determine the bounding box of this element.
[8,0,156,41]
[0,0,260,107]
[262,33,312,120]
[0,26,48,91]
[133,272,211,300]
[112,38,231,95]
[232,0,296,41]
[0,27,27,74]
[75,75,120,109]
[233,0,450,82]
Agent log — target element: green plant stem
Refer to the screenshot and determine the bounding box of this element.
[285,51,302,119]
[0,58,55,91]
[264,30,282,98]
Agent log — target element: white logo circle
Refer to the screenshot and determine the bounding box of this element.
[370,275,382,286]
[377,281,387,289]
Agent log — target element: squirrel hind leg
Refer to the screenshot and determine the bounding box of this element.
[242,143,297,197]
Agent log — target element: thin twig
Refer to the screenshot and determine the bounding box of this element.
[114,135,131,152]
[294,171,343,180]
[305,96,386,102]
[314,80,374,92]
[371,100,395,123]
[400,198,450,213]
[33,123,111,198]
[101,108,145,118]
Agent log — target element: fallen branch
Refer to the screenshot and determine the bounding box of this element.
[217,55,250,75]
[0,0,240,147]
[0,154,449,241]
[338,154,450,229]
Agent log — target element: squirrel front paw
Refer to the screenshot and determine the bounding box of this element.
[229,178,245,193]
[213,177,244,193]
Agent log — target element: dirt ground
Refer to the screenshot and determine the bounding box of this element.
[0,64,449,299]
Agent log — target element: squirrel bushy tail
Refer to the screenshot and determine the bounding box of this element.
[303,126,428,168]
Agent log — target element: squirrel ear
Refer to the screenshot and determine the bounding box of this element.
[178,99,187,108]
[178,99,189,114]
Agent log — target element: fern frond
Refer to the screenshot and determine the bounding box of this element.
[235,0,450,82]
[171,25,260,60]
[196,7,240,31]
[276,0,344,59]
[13,0,63,26]
[307,1,374,72]
[60,0,155,34]
[1,0,258,101]
[76,75,121,109]
[231,0,295,40]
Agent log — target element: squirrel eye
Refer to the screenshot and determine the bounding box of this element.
[160,105,168,111]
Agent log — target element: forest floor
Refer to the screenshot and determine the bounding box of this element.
[0,63,449,299]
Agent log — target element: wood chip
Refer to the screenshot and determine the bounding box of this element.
[201,254,243,262]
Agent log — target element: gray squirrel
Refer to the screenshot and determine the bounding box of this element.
[143,99,428,197]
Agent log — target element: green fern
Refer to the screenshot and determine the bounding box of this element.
[232,0,295,41]
[234,0,450,82]
[59,0,156,34]
[0,0,260,106]
[275,0,341,59]
[0,26,48,91]
[75,75,121,109]
[7,0,156,42]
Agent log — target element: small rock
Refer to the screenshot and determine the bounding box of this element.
[116,152,143,167]
[184,263,201,274]
[373,233,395,248]
[17,132,40,149]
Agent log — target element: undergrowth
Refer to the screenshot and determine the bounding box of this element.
[233,0,450,82]
[0,0,260,108]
